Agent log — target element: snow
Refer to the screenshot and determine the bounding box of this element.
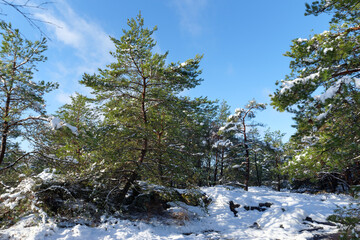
[320,30,330,36]
[213,139,232,148]
[62,123,78,135]
[303,58,314,63]
[0,186,353,240]
[296,38,308,43]
[180,62,188,67]
[280,72,320,94]
[218,126,225,131]
[37,168,57,182]
[314,76,352,103]
[232,164,242,169]
[316,105,333,121]
[48,116,78,135]
[0,178,36,210]
[324,0,332,7]
[323,47,333,54]
[354,78,360,88]
[316,112,328,121]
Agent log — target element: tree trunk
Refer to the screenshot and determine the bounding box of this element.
[220,148,224,181]
[243,119,250,191]
[0,94,11,166]
[118,77,149,204]
[0,126,9,166]
[275,156,281,191]
[158,157,165,184]
[207,157,211,186]
[254,152,261,186]
[213,150,218,186]
[157,132,166,185]
[244,142,250,191]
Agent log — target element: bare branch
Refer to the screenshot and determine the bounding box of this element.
[0,0,55,39]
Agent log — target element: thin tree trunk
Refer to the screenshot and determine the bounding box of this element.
[207,157,211,186]
[157,131,165,185]
[213,150,218,186]
[220,148,224,181]
[254,152,261,186]
[243,118,250,192]
[275,155,281,191]
[244,142,250,191]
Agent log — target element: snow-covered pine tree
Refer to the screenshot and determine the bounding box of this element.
[271,0,360,186]
[219,100,266,191]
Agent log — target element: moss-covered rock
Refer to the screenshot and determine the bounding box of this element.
[180,189,211,207]
[123,182,212,217]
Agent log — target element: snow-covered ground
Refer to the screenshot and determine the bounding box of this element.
[0,186,354,240]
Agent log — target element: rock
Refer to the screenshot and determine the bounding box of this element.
[250,222,261,229]
[127,191,168,215]
[243,202,273,212]
[122,182,212,221]
[259,202,273,208]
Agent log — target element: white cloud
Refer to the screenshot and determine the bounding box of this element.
[35,13,83,48]
[34,0,114,74]
[32,0,115,109]
[172,0,208,36]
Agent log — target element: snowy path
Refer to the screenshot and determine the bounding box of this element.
[0,186,353,240]
[199,186,350,239]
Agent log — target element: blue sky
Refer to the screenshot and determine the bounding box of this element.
[7,0,331,141]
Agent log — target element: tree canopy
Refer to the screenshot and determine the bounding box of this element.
[272,0,360,184]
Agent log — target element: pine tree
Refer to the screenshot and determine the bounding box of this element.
[248,128,265,187]
[31,93,99,175]
[271,0,360,185]
[0,22,57,172]
[264,129,285,191]
[80,14,205,202]
[220,100,266,191]
[212,100,231,185]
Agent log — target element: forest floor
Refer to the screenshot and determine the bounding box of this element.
[0,185,354,240]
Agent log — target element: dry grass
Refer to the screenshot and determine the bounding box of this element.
[169,210,189,225]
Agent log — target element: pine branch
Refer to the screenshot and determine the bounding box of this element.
[0,151,35,173]
[332,68,360,78]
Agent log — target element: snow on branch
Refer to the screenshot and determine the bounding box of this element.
[48,116,78,135]
[213,139,232,148]
[314,76,354,103]
[316,104,333,121]
[279,72,320,95]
